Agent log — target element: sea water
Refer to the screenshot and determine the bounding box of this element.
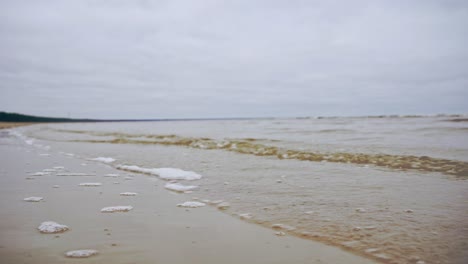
[14,116,468,263]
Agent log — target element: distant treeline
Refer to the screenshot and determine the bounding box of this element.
[0,112,98,123]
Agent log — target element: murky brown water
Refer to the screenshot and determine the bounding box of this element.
[15,116,468,263]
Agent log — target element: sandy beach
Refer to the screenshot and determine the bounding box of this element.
[0,128,375,264]
[0,122,35,130]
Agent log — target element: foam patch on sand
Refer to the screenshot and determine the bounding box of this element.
[91,157,116,163]
[164,183,198,192]
[177,201,206,208]
[30,172,50,176]
[79,182,102,187]
[101,206,133,212]
[117,165,202,180]
[120,192,138,196]
[153,168,202,180]
[24,196,43,202]
[38,221,69,233]
[239,213,253,219]
[57,173,96,176]
[43,166,65,173]
[65,249,98,258]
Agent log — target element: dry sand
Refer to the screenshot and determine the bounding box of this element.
[0,133,376,264]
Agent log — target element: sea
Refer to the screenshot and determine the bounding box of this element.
[9,115,468,264]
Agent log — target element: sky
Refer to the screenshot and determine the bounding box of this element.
[0,0,467,119]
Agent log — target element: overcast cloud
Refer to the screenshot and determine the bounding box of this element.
[1,0,467,118]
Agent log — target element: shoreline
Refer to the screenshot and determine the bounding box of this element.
[0,122,36,130]
[0,130,376,264]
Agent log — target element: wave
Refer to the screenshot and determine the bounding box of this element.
[53,129,468,178]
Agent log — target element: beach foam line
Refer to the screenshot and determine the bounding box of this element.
[101,206,133,212]
[164,183,198,192]
[24,196,44,202]
[65,249,98,258]
[117,165,202,180]
[38,221,69,233]
[91,157,116,163]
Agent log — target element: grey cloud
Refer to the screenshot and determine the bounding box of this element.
[0,0,467,118]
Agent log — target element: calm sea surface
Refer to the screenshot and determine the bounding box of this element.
[16,116,468,264]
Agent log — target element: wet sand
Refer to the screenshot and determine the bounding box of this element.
[0,122,35,130]
[0,133,375,264]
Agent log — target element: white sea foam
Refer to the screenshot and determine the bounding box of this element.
[239,213,253,219]
[120,192,138,196]
[79,182,102,187]
[65,249,98,258]
[177,201,206,208]
[365,248,380,253]
[38,221,69,233]
[101,206,133,212]
[24,196,43,202]
[155,168,202,180]
[30,172,50,176]
[53,166,65,170]
[117,165,202,180]
[91,157,116,163]
[104,173,119,177]
[57,173,96,176]
[164,183,198,192]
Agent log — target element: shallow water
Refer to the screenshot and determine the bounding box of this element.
[15,116,468,263]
